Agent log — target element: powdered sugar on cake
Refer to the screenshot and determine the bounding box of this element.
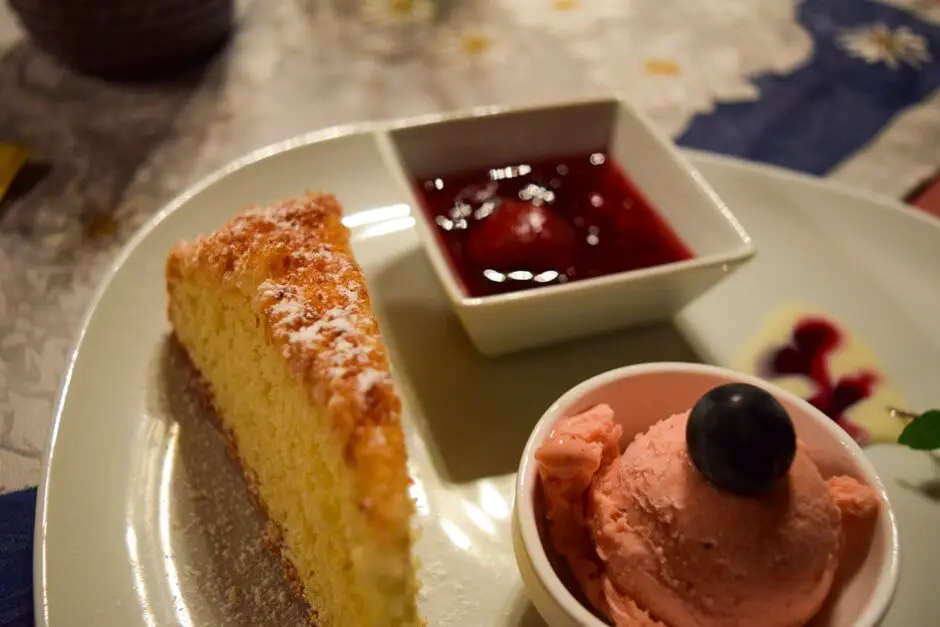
[269,298,306,327]
[171,193,396,413]
[238,195,393,411]
[337,282,361,304]
[257,271,392,411]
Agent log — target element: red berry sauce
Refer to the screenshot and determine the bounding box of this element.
[763,317,876,444]
[414,152,694,297]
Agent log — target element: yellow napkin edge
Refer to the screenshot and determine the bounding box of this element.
[0,143,29,203]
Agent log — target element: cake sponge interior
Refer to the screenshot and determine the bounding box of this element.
[166,193,420,627]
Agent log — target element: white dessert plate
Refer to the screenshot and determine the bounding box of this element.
[36,117,940,627]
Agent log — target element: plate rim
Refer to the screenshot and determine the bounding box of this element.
[33,114,940,626]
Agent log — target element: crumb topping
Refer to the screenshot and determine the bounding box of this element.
[256,277,391,409]
[170,193,396,415]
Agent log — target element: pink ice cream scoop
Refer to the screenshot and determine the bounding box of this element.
[536,392,879,627]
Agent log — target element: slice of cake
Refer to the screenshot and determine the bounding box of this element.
[166,193,421,626]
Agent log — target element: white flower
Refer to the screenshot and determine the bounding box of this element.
[572,0,812,136]
[498,0,632,36]
[838,23,931,69]
[434,24,505,66]
[358,0,435,26]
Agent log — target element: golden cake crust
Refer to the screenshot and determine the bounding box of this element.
[165,192,412,546]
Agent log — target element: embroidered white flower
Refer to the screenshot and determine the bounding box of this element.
[570,0,812,136]
[434,24,506,66]
[838,23,932,69]
[498,0,632,36]
[358,0,435,26]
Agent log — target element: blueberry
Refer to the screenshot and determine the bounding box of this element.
[686,383,797,496]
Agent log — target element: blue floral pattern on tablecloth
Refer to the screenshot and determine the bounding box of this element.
[679,0,940,174]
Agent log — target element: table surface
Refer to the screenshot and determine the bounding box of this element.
[3,0,940,493]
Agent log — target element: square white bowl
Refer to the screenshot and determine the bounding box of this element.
[383,98,755,356]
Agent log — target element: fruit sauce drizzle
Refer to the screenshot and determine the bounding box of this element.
[762,317,876,445]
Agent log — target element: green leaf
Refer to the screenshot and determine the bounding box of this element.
[898,410,940,451]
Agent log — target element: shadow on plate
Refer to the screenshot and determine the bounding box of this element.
[897,477,940,501]
[505,593,549,627]
[151,335,309,626]
[896,451,940,502]
[371,249,703,485]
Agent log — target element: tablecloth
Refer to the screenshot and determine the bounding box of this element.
[3,0,940,624]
